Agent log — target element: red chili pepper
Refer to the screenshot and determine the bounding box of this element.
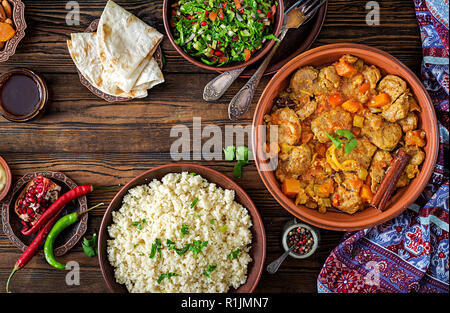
[6,210,62,293]
[21,185,94,236]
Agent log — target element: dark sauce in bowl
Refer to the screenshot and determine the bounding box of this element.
[0,68,48,122]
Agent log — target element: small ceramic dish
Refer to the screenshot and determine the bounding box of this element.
[0,68,49,122]
[98,163,266,293]
[1,171,88,256]
[253,43,439,231]
[163,0,284,72]
[78,19,164,102]
[0,155,12,202]
[0,0,26,62]
[281,222,319,259]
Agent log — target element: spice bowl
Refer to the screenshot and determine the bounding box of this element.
[0,155,12,202]
[0,0,26,62]
[281,221,319,259]
[0,68,49,122]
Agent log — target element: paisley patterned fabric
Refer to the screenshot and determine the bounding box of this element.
[317,0,449,293]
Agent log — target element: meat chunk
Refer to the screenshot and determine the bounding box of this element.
[332,172,364,214]
[317,65,340,91]
[340,73,370,103]
[369,150,393,193]
[377,75,407,102]
[283,144,313,176]
[398,112,418,132]
[289,66,318,97]
[362,65,381,90]
[311,108,353,143]
[295,100,317,121]
[361,113,403,151]
[381,92,410,122]
[268,107,302,146]
[335,136,377,170]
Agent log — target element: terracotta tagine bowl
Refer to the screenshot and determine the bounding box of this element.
[252,43,439,231]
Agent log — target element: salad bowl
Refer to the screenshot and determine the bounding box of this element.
[163,0,284,72]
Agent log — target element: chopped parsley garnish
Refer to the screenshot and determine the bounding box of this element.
[189,240,209,257]
[189,172,197,176]
[326,130,358,154]
[190,197,199,209]
[209,219,215,225]
[157,272,180,284]
[228,248,240,260]
[180,224,190,238]
[131,219,146,230]
[218,225,228,232]
[203,264,217,278]
[150,238,162,259]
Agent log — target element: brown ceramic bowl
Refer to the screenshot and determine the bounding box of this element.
[163,0,284,72]
[0,155,12,202]
[98,163,266,293]
[0,0,26,62]
[0,68,49,122]
[252,43,439,231]
[1,171,88,256]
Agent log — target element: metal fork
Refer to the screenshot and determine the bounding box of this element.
[202,0,326,117]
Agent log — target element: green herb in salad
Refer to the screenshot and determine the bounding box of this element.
[170,0,279,66]
[150,238,162,259]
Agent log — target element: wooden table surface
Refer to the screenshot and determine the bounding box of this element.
[0,0,422,293]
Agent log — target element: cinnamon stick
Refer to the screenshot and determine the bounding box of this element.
[370,149,410,212]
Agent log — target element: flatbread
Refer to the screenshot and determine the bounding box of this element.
[67,33,148,98]
[97,0,163,92]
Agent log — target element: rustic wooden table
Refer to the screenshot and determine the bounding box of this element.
[0,0,422,293]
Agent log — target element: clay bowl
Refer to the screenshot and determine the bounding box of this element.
[163,0,284,72]
[252,43,439,231]
[0,156,12,201]
[98,163,266,293]
[1,171,88,256]
[0,0,27,62]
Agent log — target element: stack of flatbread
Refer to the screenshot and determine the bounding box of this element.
[67,1,164,99]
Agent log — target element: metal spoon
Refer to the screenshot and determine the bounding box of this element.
[228,0,326,120]
[266,245,295,274]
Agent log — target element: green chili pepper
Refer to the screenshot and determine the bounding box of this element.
[44,203,103,269]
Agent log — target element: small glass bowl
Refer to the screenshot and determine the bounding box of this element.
[0,68,48,122]
[282,220,320,259]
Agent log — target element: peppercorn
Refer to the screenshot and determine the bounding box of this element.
[286,226,315,256]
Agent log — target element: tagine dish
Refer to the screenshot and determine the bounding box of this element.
[264,54,426,215]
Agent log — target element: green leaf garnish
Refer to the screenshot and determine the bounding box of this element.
[190,197,199,209]
[335,129,354,140]
[209,219,215,225]
[82,233,98,257]
[236,146,251,163]
[189,172,197,176]
[345,138,358,154]
[203,264,217,278]
[227,248,240,260]
[131,219,146,230]
[218,225,228,233]
[180,224,189,238]
[223,146,236,161]
[157,272,180,284]
[188,240,208,257]
[325,132,342,149]
[150,238,162,259]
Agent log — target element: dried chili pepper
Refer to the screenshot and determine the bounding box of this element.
[22,184,118,236]
[44,203,103,269]
[6,208,63,293]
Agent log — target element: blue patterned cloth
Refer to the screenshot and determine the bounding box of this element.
[317,0,449,293]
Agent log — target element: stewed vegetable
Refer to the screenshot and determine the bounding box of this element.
[170,0,278,66]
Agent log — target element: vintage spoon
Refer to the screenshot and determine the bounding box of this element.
[266,245,295,274]
[228,0,326,120]
[202,0,308,103]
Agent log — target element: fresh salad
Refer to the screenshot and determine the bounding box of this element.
[170,0,279,66]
